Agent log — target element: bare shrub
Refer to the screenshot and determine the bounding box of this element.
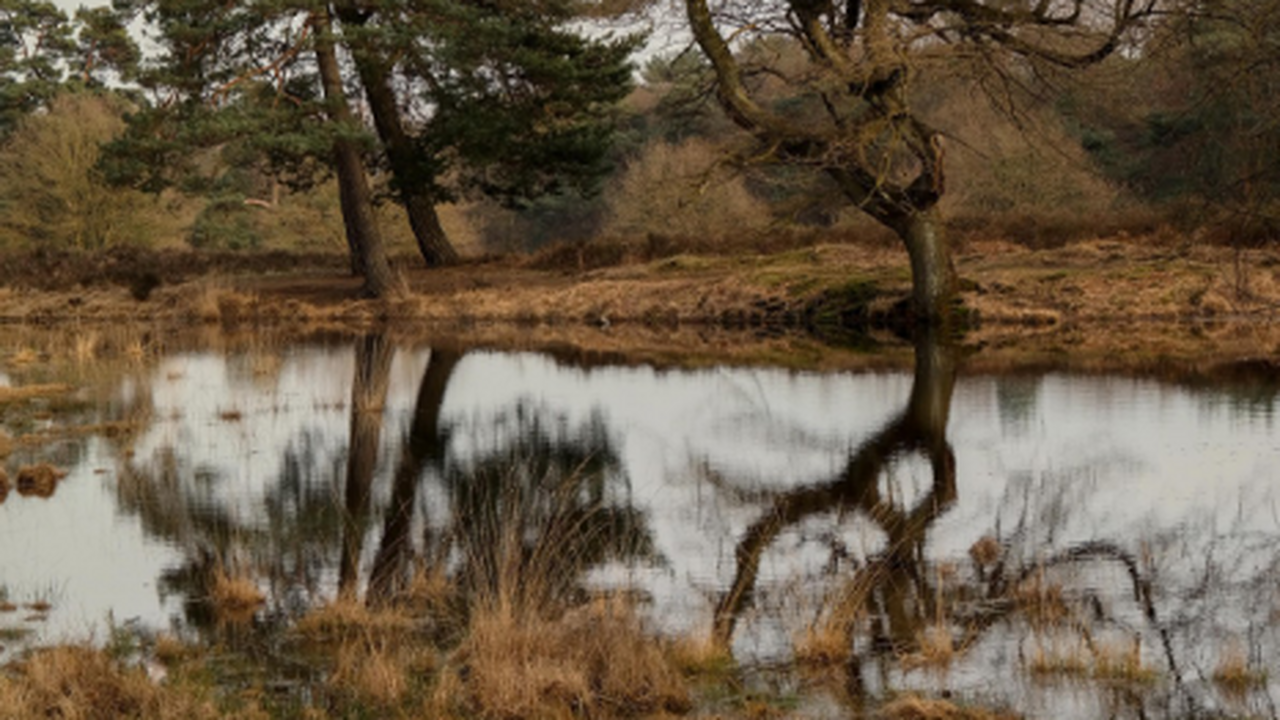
[604,138,772,247]
[927,80,1141,247]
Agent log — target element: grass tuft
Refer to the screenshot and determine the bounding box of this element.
[0,645,222,719]
[208,568,264,623]
[433,598,690,719]
[901,624,957,671]
[1212,642,1267,697]
[1026,637,1090,678]
[15,463,68,499]
[878,693,1018,719]
[1091,637,1158,684]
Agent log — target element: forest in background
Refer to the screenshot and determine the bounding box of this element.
[0,0,1276,265]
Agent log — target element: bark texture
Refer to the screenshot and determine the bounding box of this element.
[338,4,460,268]
[313,9,399,299]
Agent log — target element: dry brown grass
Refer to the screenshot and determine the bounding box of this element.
[1091,637,1158,684]
[152,633,191,665]
[901,624,957,671]
[1212,642,1267,697]
[0,383,72,404]
[667,634,735,676]
[1026,635,1091,678]
[0,645,222,720]
[291,599,434,713]
[73,332,100,364]
[433,598,690,719]
[877,693,1019,719]
[208,568,264,623]
[1013,573,1070,628]
[293,598,417,643]
[15,463,68,499]
[9,347,39,366]
[328,637,435,710]
[793,619,853,667]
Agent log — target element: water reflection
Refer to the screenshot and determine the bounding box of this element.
[1,332,1278,716]
[367,345,458,601]
[713,329,957,651]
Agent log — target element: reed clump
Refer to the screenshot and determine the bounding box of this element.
[208,568,264,623]
[901,624,957,670]
[1091,637,1158,684]
[1026,635,1091,678]
[291,598,434,712]
[433,597,691,719]
[1212,643,1267,697]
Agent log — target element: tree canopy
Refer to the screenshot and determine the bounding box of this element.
[101,0,640,280]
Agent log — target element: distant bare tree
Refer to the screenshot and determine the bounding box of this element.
[681,0,1158,325]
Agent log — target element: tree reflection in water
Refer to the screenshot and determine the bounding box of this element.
[429,404,656,616]
[710,328,958,698]
[116,335,656,636]
[99,330,1266,716]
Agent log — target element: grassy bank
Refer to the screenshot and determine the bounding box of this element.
[0,235,1276,376]
[2,236,1277,329]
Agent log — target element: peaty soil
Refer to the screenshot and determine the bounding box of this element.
[0,237,1277,370]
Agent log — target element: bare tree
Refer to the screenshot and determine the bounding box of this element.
[682,0,1157,325]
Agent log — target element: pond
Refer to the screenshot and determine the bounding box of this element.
[0,328,1277,717]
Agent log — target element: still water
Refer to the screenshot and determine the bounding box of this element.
[1,332,1277,717]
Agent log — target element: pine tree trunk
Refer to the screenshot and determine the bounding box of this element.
[350,48,460,267]
[313,10,399,298]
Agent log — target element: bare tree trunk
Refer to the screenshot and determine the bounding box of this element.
[337,12,460,268]
[339,333,394,600]
[893,209,959,327]
[313,9,399,299]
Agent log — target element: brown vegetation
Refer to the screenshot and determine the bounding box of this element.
[208,568,265,623]
[14,464,68,499]
[0,385,73,405]
[433,599,690,719]
[0,645,221,720]
[0,233,1276,342]
[877,694,1018,719]
[1212,642,1267,697]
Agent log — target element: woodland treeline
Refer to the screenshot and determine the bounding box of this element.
[0,0,1276,293]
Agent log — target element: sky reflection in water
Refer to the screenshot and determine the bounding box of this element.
[0,339,1276,716]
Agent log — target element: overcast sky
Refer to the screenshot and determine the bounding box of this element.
[56,0,105,12]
